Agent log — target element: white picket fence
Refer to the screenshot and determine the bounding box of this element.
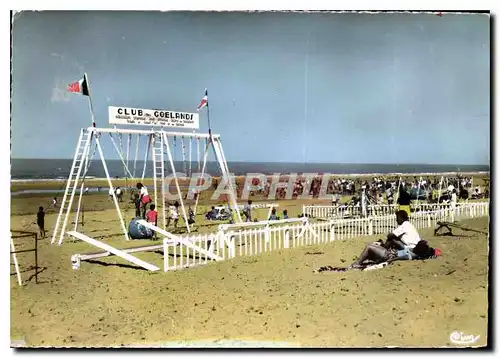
[302,202,474,219]
[162,201,489,272]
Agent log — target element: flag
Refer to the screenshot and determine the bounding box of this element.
[67,75,89,96]
[197,89,208,111]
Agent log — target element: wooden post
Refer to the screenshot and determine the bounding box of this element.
[34,233,38,284]
[10,238,22,286]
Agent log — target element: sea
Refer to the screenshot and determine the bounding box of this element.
[10,159,489,180]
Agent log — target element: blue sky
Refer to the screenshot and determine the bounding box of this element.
[11,11,490,164]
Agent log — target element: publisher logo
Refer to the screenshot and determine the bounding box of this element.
[449,331,480,345]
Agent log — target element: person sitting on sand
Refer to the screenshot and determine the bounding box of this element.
[315,215,440,273]
[269,208,279,220]
[349,210,422,269]
[205,206,216,220]
[283,209,289,220]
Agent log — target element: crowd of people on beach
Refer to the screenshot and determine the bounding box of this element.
[237,174,486,202]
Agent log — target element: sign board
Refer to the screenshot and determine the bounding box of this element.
[108,106,200,129]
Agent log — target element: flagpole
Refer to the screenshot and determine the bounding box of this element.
[206,89,212,138]
[84,73,97,128]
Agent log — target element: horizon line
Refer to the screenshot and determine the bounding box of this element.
[10,157,490,167]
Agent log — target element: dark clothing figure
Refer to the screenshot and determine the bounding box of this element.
[269,208,279,220]
[37,207,45,238]
[188,207,195,224]
[243,200,252,222]
[134,194,141,218]
[397,187,412,206]
[206,206,216,220]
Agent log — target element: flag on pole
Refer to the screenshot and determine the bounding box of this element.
[197,89,208,111]
[67,75,90,96]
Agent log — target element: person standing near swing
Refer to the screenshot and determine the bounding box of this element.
[136,182,151,219]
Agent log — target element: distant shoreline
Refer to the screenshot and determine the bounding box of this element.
[11,171,490,183]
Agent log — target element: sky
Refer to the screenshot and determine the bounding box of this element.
[11,11,490,164]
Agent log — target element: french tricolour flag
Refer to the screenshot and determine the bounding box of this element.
[67,75,90,96]
[197,89,208,111]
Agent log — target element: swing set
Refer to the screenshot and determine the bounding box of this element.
[51,107,242,246]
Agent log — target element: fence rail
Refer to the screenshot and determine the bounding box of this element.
[302,202,479,220]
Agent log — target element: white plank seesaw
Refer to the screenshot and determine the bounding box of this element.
[67,231,160,271]
[137,220,223,262]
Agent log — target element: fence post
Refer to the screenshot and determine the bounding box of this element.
[217,231,224,251]
[229,234,236,258]
[368,218,373,236]
[330,222,335,242]
[163,238,168,272]
[284,229,290,248]
[264,225,270,249]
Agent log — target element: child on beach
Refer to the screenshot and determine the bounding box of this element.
[49,197,58,209]
[188,206,195,225]
[166,202,180,228]
[283,209,288,219]
[146,204,157,226]
[243,200,252,222]
[36,206,45,238]
[169,205,179,228]
[146,204,158,239]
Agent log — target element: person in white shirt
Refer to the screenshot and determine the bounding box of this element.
[166,201,180,228]
[115,186,123,202]
[450,189,457,209]
[136,183,151,219]
[389,210,421,252]
[348,210,422,268]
